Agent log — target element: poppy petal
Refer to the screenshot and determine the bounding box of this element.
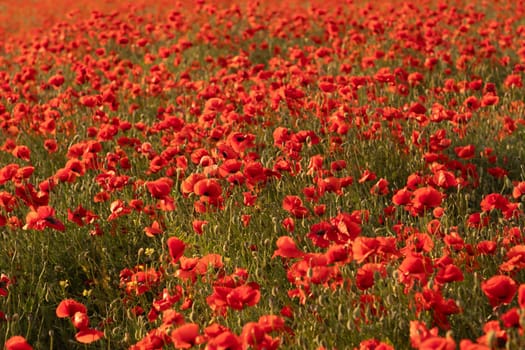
[75,329,104,344]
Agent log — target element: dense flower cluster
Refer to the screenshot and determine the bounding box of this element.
[2,0,525,349]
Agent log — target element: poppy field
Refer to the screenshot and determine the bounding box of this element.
[2,0,525,348]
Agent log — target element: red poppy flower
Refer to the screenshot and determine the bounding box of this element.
[392,188,412,206]
[0,273,11,297]
[323,244,350,264]
[15,166,34,181]
[121,268,161,296]
[307,155,324,175]
[504,73,522,88]
[56,299,87,318]
[401,232,434,254]
[12,145,31,161]
[281,217,295,232]
[518,284,525,309]
[157,197,176,212]
[476,321,508,348]
[313,204,326,216]
[67,205,98,227]
[75,328,104,344]
[435,264,464,284]
[24,206,65,231]
[0,164,19,185]
[454,145,475,159]
[44,139,58,153]
[179,255,216,280]
[227,283,261,310]
[370,178,389,195]
[406,173,423,190]
[499,245,525,273]
[194,178,222,201]
[281,86,305,100]
[408,102,427,115]
[307,221,335,248]
[241,214,251,227]
[318,81,336,93]
[317,176,342,195]
[481,275,517,307]
[443,232,465,252]
[171,323,200,349]
[352,237,380,264]
[48,74,65,87]
[181,173,206,196]
[65,159,86,176]
[330,160,346,172]
[459,339,490,350]
[243,161,271,188]
[72,311,89,330]
[207,282,261,314]
[501,307,520,328]
[295,130,319,146]
[218,159,243,178]
[418,292,460,330]
[358,339,394,350]
[356,263,386,290]
[167,236,185,264]
[54,167,77,183]
[240,322,266,348]
[144,220,163,237]
[410,321,439,348]
[419,336,456,350]
[466,212,490,229]
[190,148,211,165]
[162,309,184,326]
[107,200,132,221]
[463,96,480,110]
[273,127,291,147]
[398,254,433,291]
[204,97,225,113]
[273,236,303,259]
[175,257,200,282]
[192,219,208,235]
[226,132,255,154]
[282,195,309,218]
[5,336,33,350]
[480,193,509,212]
[94,191,110,203]
[487,167,508,179]
[129,329,166,350]
[476,240,497,255]
[258,314,285,332]
[146,177,173,199]
[206,330,241,350]
[481,94,499,107]
[16,183,49,208]
[411,186,443,214]
[431,170,457,189]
